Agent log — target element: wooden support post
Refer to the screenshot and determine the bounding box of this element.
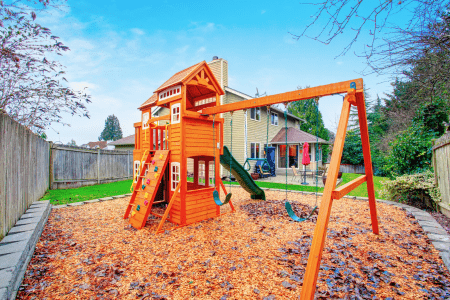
[160,128,164,150]
[180,86,187,225]
[300,95,352,300]
[156,183,180,233]
[149,127,153,151]
[194,157,199,186]
[356,91,379,234]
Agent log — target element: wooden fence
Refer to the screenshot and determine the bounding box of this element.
[433,132,450,218]
[0,113,50,238]
[339,164,365,174]
[50,145,133,189]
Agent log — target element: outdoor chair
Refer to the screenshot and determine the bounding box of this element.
[291,166,301,182]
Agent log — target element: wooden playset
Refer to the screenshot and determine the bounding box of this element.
[123,61,379,299]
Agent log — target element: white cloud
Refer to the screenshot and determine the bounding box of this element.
[131,28,145,35]
[261,10,266,14]
[336,61,344,65]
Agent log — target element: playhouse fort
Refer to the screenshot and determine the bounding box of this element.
[124,60,379,299]
[124,61,265,232]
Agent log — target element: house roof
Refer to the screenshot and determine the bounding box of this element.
[83,141,108,149]
[224,86,306,123]
[108,134,135,146]
[270,127,331,144]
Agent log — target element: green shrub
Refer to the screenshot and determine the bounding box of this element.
[381,171,441,210]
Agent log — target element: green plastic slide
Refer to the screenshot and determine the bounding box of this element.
[220,146,266,200]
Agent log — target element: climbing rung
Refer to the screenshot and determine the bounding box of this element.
[153,200,165,204]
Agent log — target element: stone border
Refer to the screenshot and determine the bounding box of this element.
[52,193,133,209]
[0,200,51,300]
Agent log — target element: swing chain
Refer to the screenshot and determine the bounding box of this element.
[229,111,234,188]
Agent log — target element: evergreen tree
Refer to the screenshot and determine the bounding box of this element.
[287,98,330,161]
[67,139,77,146]
[99,115,123,141]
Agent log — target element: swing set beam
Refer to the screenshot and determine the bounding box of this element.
[201,78,363,115]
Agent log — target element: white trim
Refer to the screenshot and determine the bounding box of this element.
[171,103,181,124]
[159,84,181,101]
[171,162,180,191]
[244,110,248,161]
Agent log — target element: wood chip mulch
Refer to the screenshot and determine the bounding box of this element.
[17,187,450,299]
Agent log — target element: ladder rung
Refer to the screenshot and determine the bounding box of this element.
[153,200,165,204]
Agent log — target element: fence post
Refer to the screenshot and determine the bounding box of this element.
[97,148,101,184]
[127,150,130,178]
[48,142,54,190]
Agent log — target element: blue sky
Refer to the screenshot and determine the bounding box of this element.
[39,0,403,144]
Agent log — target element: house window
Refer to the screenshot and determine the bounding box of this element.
[250,107,260,121]
[134,161,140,183]
[198,161,205,186]
[142,112,149,130]
[171,162,180,191]
[271,112,278,126]
[209,161,215,186]
[250,143,260,158]
[171,103,180,124]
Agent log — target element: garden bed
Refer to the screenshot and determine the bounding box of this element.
[18,188,450,299]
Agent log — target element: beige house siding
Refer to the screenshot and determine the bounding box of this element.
[222,92,246,165]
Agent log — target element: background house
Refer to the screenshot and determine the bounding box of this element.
[107,134,135,150]
[151,57,330,174]
[80,141,108,149]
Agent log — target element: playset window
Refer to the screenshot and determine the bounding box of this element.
[142,112,149,129]
[171,162,180,191]
[134,161,140,183]
[209,161,215,186]
[171,103,181,124]
[159,85,181,101]
[271,112,278,126]
[198,161,205,185]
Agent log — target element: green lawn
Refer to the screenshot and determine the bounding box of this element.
[41,180,133,205]
[41,173,387,205]
[339,173,385,199]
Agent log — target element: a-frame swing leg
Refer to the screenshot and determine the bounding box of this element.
[356,92,379,234]
[300,91,380,299]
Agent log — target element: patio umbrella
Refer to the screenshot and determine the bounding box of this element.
[302,142,310,165]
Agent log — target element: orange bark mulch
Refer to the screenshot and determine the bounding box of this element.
[17,187,450,299]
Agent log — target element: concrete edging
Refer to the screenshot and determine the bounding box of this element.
[0,201,51,300]
[52,193,132,209]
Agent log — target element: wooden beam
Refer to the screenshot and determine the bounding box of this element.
[356,91,379,235]
[201,79,363,115]
[331,175,366,200]
[148,114,170,124]
[300,95,352,300]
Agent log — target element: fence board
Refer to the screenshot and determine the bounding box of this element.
[433,132,450,217]
[0,113,49,238]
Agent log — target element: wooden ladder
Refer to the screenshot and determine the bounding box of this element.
[123,150,170,229]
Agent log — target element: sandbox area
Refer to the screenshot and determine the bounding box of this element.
[17,188,450,299]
